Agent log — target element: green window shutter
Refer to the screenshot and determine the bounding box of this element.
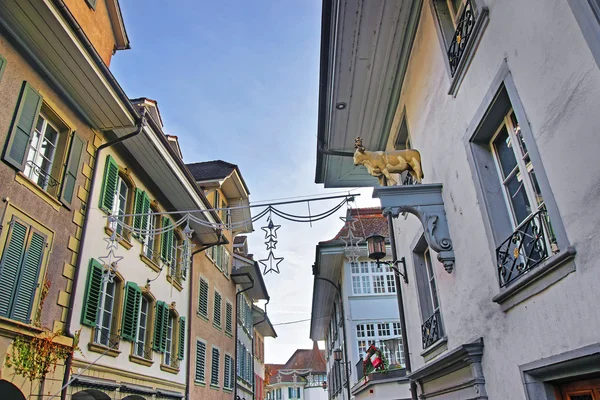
[161,217,171,262]
[225,302,232,334]
[198,278,209,317]
[99,155,119,213]
[0,53,7,83]
[141,192,150,239]
[153,301,168,352]
[81,259,104,327]
[289,388,293,398]
[132,189,144,239]
[11,229,45,323]
[160,304,169,352]
[0,218,28,318]
[121,282,141,341]
[3,82,43,170]
[177,316,186,360]
[60,132,85,206]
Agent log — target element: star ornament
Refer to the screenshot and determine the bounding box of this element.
[261,218,281,240]
[265,239,278,250]
[339,215,358,231]
[259,250,284,275]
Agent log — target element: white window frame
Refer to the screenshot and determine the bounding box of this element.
[24,112,59,190]
[94,279,116,347]
[164,313,174,366]
[134,296,149,358]
[143,210,156,260]
[356,322,404,367]
[350,261,396,295]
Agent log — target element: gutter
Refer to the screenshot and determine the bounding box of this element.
[61,112,147,400]
[51,0,139,121]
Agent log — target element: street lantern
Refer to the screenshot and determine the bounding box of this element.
[333,348,343,362]
[365,234,387,260]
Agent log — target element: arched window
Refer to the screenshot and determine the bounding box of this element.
[0,380,26,400]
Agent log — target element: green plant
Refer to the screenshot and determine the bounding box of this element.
[34,278,51,327]
[5,329,80,383]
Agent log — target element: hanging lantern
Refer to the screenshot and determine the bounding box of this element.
[333,348,343,362]
[365,234,387,261]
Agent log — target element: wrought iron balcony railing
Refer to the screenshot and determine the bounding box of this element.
[421,310,442,349]
[25,160,60,188]
[447,0,476,76]
[496,207,558,288]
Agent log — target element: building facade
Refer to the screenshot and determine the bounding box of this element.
[315,0,600,399]
[253,304,277,400]
[186,160,253,400]
[67,96,220,400]
[310,208,410,400]
[0,0,132,398]
[265,343,328,400]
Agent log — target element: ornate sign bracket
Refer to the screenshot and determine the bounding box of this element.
[373,184,455,273]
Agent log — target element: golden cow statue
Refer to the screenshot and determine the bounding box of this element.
[353,137,423,186]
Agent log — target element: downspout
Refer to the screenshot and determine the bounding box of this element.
[60,113,146,400]
[386,213,417,400]
[316,140,355,158]
[233,274,254,400]
[252,299,270,400]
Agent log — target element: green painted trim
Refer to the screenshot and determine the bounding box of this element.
[0,53,7,83]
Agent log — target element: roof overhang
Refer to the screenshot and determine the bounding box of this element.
[232,257,269,301]
[309,243,345,341]
[0,0,137,130]
[106,0,130,51]
[116,122,220,244]
[315,0,423,187]
[253,305,277,338]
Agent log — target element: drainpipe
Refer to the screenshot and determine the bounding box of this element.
[252,299,269,400]
[386,213,417,400]
[233,273,254,400]
[60,113,146,400]
[316,140,355,158]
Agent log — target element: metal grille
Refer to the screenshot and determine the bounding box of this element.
[447,0,476,76]
[496,208,557,287]
[421,310,442,349]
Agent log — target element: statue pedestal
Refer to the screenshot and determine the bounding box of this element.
[373,184,455,273]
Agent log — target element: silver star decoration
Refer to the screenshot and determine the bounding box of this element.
[277,373,282,383]
[340,227,363,263]
[259,250,284,274]
[339,214,358,231]
[261,218,281,240]
[265,239,278,250]
[178,237,195,278]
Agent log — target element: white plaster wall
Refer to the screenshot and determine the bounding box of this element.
[385,0,600,398]
[69,148,189,385]
[353,380,412,400]
[304,386,328,400]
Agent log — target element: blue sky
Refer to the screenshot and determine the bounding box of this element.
[112,1,377,364]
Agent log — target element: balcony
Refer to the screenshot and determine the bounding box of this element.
[421,310,443,349]
[447,0,477,77]
[496,207,559,288]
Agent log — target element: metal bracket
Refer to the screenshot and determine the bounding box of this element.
[377,257,408,284]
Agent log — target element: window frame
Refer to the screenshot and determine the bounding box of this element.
[350,260,396,295]
[356,322,405,366]
[464,61,574,310]
[429,0,489,96]
[91,272,123,351]
[567,0,600,69]
[132,292,154,360]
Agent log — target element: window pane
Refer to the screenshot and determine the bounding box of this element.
[505,172,532,224]
[493,126,519,179]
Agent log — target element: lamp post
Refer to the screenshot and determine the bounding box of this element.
[364,215,418,400]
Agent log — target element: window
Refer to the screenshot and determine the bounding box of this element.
[99,155,134,239]
[134,296,150,358]
[276,388,282,400]
[429,0,489,94]
[94,278,117,347]
[224,354,234,390]
[3,82,85,206]
[169,231,184,281]
[198,278,209,319]
[211,347,220,387]
[412,237,444,349]
[350,261,395,295]
[467,75,571,304]
[160,217,175,266]
[152,301,169,353]
[195,339,206,383]
[225,301,233,335]
[0,213,50,324]
[356,322,405,367]
[223,248,230,276]
[164,313,174,366]
[288,387,301,399]
[213,290,222,328]
[142,204,158,261]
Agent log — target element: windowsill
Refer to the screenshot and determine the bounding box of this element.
[492,247,576,312]
[209,384,220,391]
[88,342,120,357]
[104,227,133,250]
[194,381,206,387]
[140,254,162,273]
[420,336,448,362]
[160,363,180,374]
[197,312,209,322]
[447,7,490,97]
[225,331,233,338]
[129,354,153,367]
[14,172,62,212]
[166,275,183,291]
[223,388,233,393]
[213,323,222,331]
